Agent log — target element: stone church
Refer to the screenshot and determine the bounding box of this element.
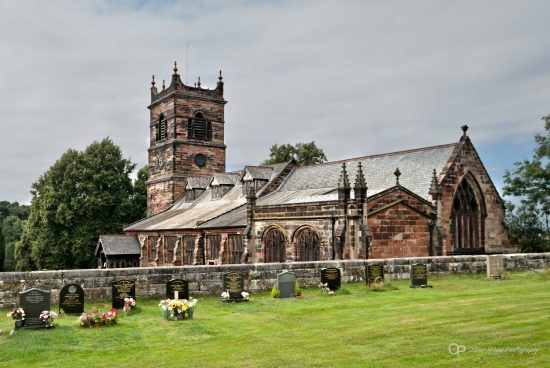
[122,62,516,267]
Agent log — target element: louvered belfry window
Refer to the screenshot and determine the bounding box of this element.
[188,112,212,141]
[156,114,167,141]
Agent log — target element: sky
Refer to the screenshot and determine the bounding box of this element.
[0,0,548,204]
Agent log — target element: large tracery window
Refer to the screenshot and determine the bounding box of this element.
[450,176,485,253]
[206,235,221,261]
[165,236,177,264]
[188,112,212,141]
[295,227,321,261]
[263,227,286,263]
[148,236,159,261]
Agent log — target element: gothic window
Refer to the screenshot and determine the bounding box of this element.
[295,227,321,262]
[450,176,485,252]
[264,227,286,263]
[183,236,195,265]
[165,236,178,264]
[225,234,244,264]
[206,235,221,261]
[156,114,167,141]
[188,112,212,141]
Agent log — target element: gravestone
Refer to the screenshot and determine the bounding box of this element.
[320,267,341,290]
[365,264,384,287]
[166,279,189,300]
[59,284,84,315]
[277,272,296,299]
[410,263,432,288]
[223,272,244,301]
[112,279,136,309]
[19,288,51,329]
[486,255,505,280]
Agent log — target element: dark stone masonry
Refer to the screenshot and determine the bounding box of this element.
[0,253,548,308]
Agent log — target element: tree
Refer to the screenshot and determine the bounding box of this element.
[0,201,28,272]
[263,141,327,166]
[127,165,148,221]
[2,215,22,271]
[503,115,550,252]
[0,224,4,271]
[16,138,137,270]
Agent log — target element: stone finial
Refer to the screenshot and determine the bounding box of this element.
[218,70,223,82]
[162,79,165,90]
[461,124,469,137]
[354,162,367,189]
[394,168,401,186]
[429,169,441,199]
[197,76,201,88]
[338,163,350,189]
[173,61,178,75]
[151,75,156,87]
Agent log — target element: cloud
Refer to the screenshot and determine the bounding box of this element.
[0,0,549,202]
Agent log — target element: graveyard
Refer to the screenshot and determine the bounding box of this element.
[1,271,549,367]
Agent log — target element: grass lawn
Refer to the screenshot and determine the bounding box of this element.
[1,271,549,367]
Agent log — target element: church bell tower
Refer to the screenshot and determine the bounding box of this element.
[146,62,227,216]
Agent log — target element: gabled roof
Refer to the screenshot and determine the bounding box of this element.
[186,176,212,189]
[212,172,240,186]
[96,235,141,256]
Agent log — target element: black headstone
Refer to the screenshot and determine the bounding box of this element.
[277,272,296,299]
[19,288,51,329]
[223,272,244,301]
[320,267,341,290]
[112,279,136,309]
[166,279,189,300]
[365,264,385,286]
[59,284,84,315]
[410,263,432,288]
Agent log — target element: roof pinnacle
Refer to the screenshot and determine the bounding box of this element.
[394,168,401,186]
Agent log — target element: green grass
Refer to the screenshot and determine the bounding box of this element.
[1,271,549,367]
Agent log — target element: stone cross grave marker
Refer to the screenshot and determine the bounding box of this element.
[112,279,136,309]
[166,279,189,300]
[277,272,296,299]
[59,284,84,315]
[19,288,51,329]
[320,267,341,290]
[486,255,505,280]
[223,272,244,301]
[410,263,432,288]
[365,264,384,287]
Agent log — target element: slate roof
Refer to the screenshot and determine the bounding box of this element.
[125,143,458,231]
[125,163,290,231]
[96,235,141,256]
[212,172,240,186]
[186,176,212,189]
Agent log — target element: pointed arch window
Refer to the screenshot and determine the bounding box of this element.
[263,227,286,263]
[188,111,212,141]
[450,176,485,253]
[295,227,321,261]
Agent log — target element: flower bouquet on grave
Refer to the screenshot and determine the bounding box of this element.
[79,307,118,328]
[39,310,58,327]
[7,307,25,328]
[319,283,334,296]
[159,298,197,320]
[123,297,136,316]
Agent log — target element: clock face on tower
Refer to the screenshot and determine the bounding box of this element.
[194,153,207,168]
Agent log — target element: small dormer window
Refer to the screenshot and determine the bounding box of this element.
[156,114,167,141]
[188,111,212,141]
[255,179,268,191]
[242,180,253,196]
[212,185,221,200]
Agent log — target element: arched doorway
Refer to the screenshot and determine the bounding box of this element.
[450,175,485,253]
[295,227,321,261]
[263,227,286,263]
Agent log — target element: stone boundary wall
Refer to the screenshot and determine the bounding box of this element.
[0,253,549,308]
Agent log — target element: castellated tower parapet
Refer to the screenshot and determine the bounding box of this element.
[147,62,227,216]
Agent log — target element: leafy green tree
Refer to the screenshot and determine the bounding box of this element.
[128,165,148,221]
[2,215,22,271]
[263,141,327,166]
[505,202,549,252]
[16,138,137,270]
[0,224,4,271]
[503,115,550,252]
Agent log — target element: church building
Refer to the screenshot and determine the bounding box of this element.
[123,62,516,267]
